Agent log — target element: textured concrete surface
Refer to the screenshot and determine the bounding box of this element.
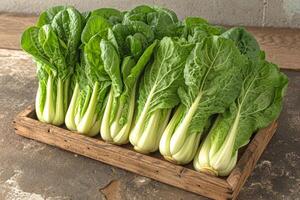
[0,50,299,199]
[265,0,300,28]
[0,0,300,28]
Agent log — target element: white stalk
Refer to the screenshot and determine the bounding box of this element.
[159,125,174,158]
[43,74,55,123]
[218,151,238,176]
[112,86,137,145]
[210,110,240,172]
[160,106,184,159]
[134,110,163,153]
[35,82,45,122]
[52,78,65,125]
[77,82,99,134]
[208,117,223,159]
[110,101,123,138]
[100,88,114,142]
[112,125,130,144]
[193,148,202,172]
[87,117,101,137]
[74,109,81,128]
[155,110,172,149]
[129,87,155,146]
[172,133,201,164]
[65,82,80,131]
[193,134,213,174]
[170,93,202,155]
[63,77,70,114]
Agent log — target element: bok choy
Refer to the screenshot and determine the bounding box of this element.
[21,6,83,125]
[21,5,288,177]
[129,37,194,153]
[159,36,245,164]
[65,15,122,136]
[193,58,288,176]
[100,41,157,144]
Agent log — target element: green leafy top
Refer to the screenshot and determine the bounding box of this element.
[181,17,225,43]
[90,8,123,24]
[178,36,245,135]
[81,15,112,44]
[137,37,194,117]
[36,6,66,27]
[123,5,155,24]
[74,53,88,90]
[81,13,122,93]
[115,40,158,125]
[21,26,54,71]
[21,6,83,80]
[111,21,154,59]
[221,27,260,60]
[123,5,181,39]
[100,39,122,96]
[51,7,83,71]
[38,25,68,78]
[234,59,288,150]
[83,35,109,85]
[209,58,288,154]
[79,35,121,117]
[147,6,180,39]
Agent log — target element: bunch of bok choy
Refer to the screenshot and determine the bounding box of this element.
[21,5,288,176]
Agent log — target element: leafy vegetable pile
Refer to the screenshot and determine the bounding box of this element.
[21,5,288,176]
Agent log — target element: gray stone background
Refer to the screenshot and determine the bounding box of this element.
[0,0,300,28]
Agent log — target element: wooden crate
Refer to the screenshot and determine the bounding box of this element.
[13,106,277,200]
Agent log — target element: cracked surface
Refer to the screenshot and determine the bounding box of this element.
[0,50,299,199]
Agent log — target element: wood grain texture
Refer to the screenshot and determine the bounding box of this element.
[0,14,299,70]
[246,27,300,71]
[14,106,278,200]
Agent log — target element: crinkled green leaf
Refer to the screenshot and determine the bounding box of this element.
[21,27,53,69]
[100,39,122,97]
[38,25,68,79]
[117,40,158,125]
[36,5,66,27]
[81,15,112,44]
[207,58,288,161]
[123,5,155,24]
[137,37,194,117]
[84,35,109,85]
[127,21,154,42]
[91,8,123,24]
[185,23,225,43]
[126,34,143,58]
[221,27,260,60]
[51,7,83,73]
[178,36,245,135]
[147,6,180,39]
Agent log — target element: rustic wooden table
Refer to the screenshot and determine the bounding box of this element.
[0,14,299,200]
